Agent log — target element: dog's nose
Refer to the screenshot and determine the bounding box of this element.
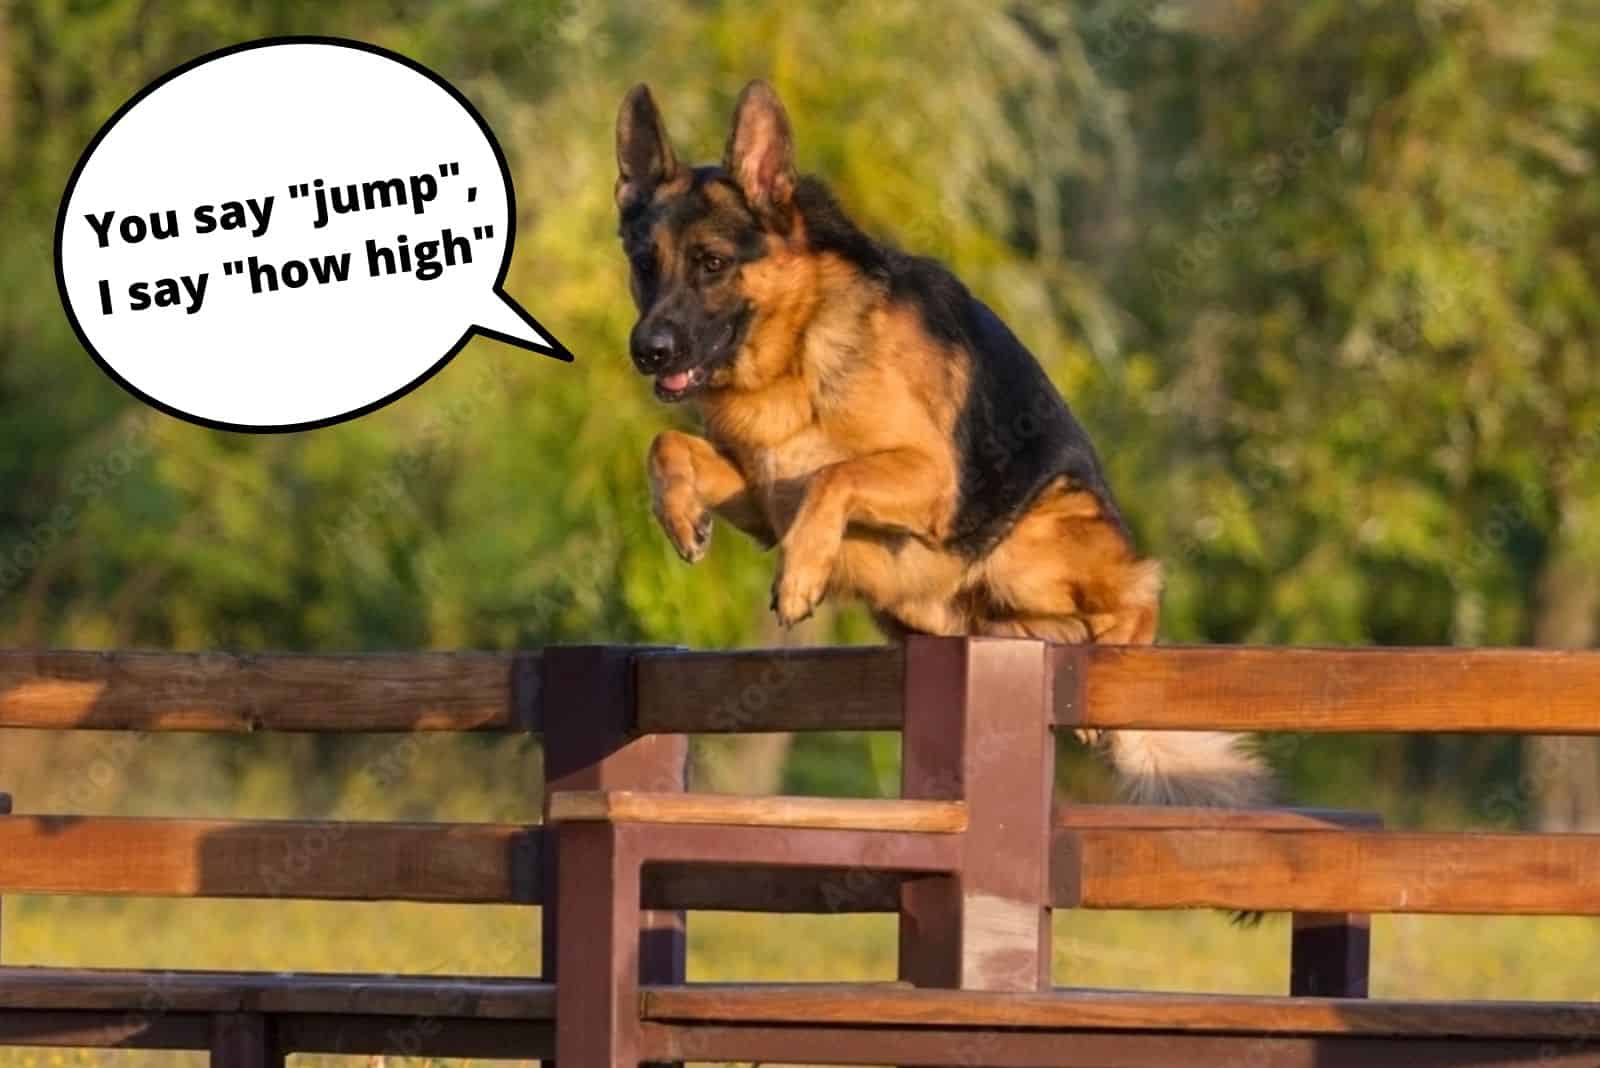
[632,324,679,373]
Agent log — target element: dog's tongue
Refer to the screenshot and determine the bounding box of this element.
[659,370,693,393]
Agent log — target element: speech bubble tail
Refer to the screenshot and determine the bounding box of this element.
[473,289,575,362]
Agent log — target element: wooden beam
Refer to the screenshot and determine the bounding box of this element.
[549,790,966,833]
[0,1009,210,1049]
[640,1022,1600,1068]
[0,967,555,1018]
[899,636,1055,994]
[1055,804,1381,831]
[635,807,1381,914]
[538,643,688,1068]
[642,983,1600,1037]
[1057,645,1600,733]
[0,651,537,732]
[634,646,902,733]
[0,817,538,902]
[210,1012,283,1068]
[276,1014,553,1059]
[1058,828,1600,914]
[644,865,902,913]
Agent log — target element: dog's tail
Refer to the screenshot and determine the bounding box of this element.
[1103,729,1276,808]
[1095,559,1275,808]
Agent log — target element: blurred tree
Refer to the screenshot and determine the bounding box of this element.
[1083,0,1600,825]
[3,0,1598,821]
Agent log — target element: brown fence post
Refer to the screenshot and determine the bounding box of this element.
[0,792,8,962]
[209,1012,283,1068]
[1290,912,1371,997]
[1289,810,1377,998]
[899,636,1055,992]
[541,645,687,1067]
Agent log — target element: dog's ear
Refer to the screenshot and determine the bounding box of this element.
[616,84,679,210]
[724,80,796,226]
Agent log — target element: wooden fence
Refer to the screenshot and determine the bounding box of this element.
[0,638,1596,1065]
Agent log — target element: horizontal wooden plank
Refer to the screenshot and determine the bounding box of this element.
[642,983,1600,1038]
[0,968,553,1019]
[0,650,535,732]
[279,1014,553,1059]
[0,1008,553,1058]
[645,865,902,912]
[0,817,538,902]
[1059,828,1600,914]
[1058,645,1600,733]
[550,790,965,833]
[640,804,1380,914]
[634,646,902,733]
[14,643,1599,737]
[1056,804,1381,831]
[0,1010,210,1050]
[640,1021,1597,1068]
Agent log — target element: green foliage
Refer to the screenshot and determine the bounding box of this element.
[4,7,1600,1050]
[5,1,1600,833]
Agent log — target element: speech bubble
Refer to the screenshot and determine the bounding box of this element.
[55,36,572,433]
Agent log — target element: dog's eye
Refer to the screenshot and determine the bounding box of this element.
[699,253,729,275]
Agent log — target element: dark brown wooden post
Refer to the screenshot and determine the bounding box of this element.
[1290,810,1377,998]
[899,637,1055,992]
[209,1012,283,1068]
[541,645,686,1067]
[554,820,642,1068]
[1290,913,1370,996]
[0,792,9,962]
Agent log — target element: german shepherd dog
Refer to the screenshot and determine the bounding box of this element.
[617,80,1271,807]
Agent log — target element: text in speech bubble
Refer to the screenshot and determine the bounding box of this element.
[55,36,572,433]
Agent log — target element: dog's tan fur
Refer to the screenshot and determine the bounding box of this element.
[623,80,1272,810]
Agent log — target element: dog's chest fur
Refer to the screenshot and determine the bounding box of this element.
[713,395,850,538]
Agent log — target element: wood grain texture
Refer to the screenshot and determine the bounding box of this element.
[633,645,903,732]
[0,651,536,732]
[1057,644,1600,732]
[640,801,1378,915]
[0,1008,554,1058]
[0,1010,210,1050]
[0,818,538,902]
[644,865,902,912]
[276,1015,553,1059]
[549,790,966,833]
[1291,912,1370,997]
[0,968,554,1018]
[210,1012,283,1068]
[641,983,1600,1037]
[1055,804,1381,831]
[640,1022,1600,1068]
[1061,828,1600,914]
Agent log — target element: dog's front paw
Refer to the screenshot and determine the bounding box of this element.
[655,488,712,564]
[770,543,834,627]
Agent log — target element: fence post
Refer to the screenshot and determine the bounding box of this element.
[1289,807,1377,998]
[1290,912,1370,996]
[898,636,1055,992]
[209,1012,283,1068]
[540,645,687,1067]
[0,792,8,962]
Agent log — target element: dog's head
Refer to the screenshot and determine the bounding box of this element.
[614,80,802,403]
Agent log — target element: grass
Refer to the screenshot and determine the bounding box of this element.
[5,898,1600,1066]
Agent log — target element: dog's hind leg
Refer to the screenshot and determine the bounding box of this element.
[979,491,1274,809]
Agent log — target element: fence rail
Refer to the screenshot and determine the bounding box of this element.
[7,643,1600,734]
[1,638,1597,1066]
